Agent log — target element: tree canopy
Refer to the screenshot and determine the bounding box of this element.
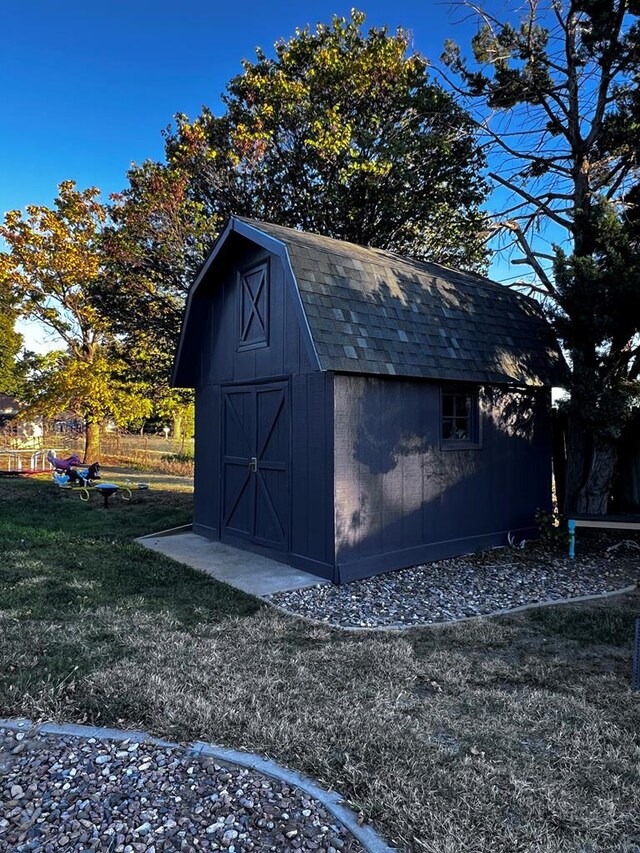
[96,9,491,436]
[164,9,488,269]
[0,290,22,397]
[0,181,151,459]
[442,0,640,512]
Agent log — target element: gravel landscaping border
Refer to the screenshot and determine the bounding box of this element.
[266,538,640,630]
[264,583,637,632]
[0,718,395,853]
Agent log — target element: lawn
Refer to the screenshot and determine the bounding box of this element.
[1,478,639,852]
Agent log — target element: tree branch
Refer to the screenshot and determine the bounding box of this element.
[489,172,573,230]
[495,218,557,295]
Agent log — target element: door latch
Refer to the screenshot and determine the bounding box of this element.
[249,457,257,473]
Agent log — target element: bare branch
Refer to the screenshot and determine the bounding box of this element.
[495,218,557,295]
[489,172,573,230]
[479,121,574,177]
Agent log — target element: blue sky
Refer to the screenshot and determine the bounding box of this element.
[1,1,510,350]
[0,1,481,213]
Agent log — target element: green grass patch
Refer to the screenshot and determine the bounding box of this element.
[1,478,639,852]
[0,478,258,627]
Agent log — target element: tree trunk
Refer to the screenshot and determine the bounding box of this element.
[565,416,616,514]
[551,409,567,514]
[84,417,101,463]
[172,415,182,441]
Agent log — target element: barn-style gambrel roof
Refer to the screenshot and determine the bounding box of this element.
[174,217,566,387]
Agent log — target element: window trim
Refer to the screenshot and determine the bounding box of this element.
[237,259,270,352]
[439,385,482,450]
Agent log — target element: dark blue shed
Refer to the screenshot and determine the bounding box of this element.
[172,217,565,583]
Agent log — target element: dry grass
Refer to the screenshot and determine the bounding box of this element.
[102,451,194,478]
[1,479,639,852]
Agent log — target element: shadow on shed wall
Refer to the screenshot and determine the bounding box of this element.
[334,375,551,566]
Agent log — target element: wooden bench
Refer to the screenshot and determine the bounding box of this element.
[567,513,640,558]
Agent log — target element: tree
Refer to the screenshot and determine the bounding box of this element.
[0,181,151,460]
[442,0,640,513]
[0,289,23,396]
[99,161,215,432]
[164,9,488,269]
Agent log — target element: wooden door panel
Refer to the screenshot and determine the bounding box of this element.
[222,389,254,540]
[254,469,287,547]
[224,391,253,459]
[221,382,289,550]
[222,463,253,537]
[256,387,287,463]
[254,384,289,549]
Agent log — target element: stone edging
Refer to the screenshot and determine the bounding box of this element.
[261,584,638,634]
[0,717,396,853]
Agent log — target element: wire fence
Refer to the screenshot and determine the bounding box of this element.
[0,424,194,476]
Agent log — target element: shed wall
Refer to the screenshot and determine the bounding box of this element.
[191,240,334,576]
[333,375,552,581]
[193,384,221,538]
[201,239,316,386]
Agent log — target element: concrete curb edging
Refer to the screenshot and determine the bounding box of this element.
[137,523,193,540]
[262,584,638,633]
[0,717,396,853]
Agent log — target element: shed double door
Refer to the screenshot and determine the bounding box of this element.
[221,381,289,551]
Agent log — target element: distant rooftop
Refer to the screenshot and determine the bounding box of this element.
[0,394,19,415]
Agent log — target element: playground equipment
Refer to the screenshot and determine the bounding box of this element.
[58,480,150,508]
[0,448,62,476]
[48,452,150,507]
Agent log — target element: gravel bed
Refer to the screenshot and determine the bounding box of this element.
[0,727,364,853]
[267,538,640,628]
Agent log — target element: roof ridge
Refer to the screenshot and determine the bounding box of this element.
[235,216,525,303]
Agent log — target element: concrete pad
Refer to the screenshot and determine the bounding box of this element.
[136,532,328,596]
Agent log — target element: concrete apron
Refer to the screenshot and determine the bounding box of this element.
[136,531,328,596]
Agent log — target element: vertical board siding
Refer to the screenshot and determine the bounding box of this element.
[202,240,314,387]
[334,375,552,577]
[290,372,334,568]
[193,385,220,537]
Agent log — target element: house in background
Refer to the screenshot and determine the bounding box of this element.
[173,218,565,584]
[0,394,20,426]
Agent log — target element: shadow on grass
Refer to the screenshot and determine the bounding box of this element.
[524,601,638,646]
[2,478,640,851]
[0,478,261,629]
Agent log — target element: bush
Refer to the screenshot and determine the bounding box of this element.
[160,452,194,464]
[535,508,570,546]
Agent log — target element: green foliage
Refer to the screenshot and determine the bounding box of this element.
[0,289,23,396]
[21,348,152,428]
[534,509,570,547]
[552,198,640,440]
[164,10,488,270]
[0,182,152,455]
[98,162,211,426]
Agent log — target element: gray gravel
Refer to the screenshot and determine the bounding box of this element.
[0,727,364,852]
[267,539,640,628]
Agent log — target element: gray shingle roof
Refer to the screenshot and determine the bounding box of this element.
[239,218,566,387]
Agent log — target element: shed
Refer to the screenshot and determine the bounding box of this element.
[173,217,565,584]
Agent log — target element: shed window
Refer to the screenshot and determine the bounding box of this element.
[238,262,269,351]
[441,390,479,446]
